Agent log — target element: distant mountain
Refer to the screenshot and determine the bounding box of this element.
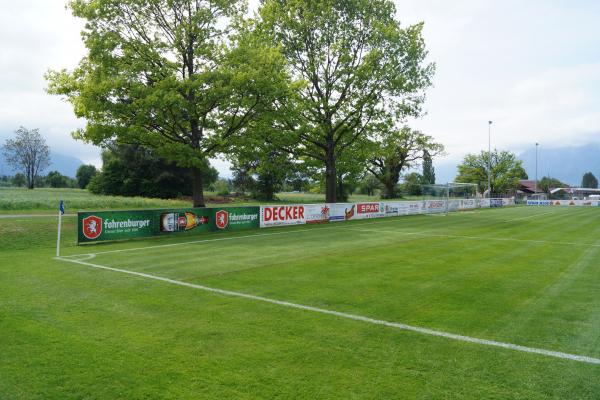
[519,144,600,186]
[433,144,600,186]
[0,152,83,178]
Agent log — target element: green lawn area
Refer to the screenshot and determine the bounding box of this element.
[1,206,599,398]
[0,187,382,214]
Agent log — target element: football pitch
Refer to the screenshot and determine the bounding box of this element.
[3,205,600,398]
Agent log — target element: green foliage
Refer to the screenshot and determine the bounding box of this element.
[229,127,296,200]
[210,178,233,197]
[581,172,598,189]
[357,174,381,196]
[258,0,434,202]
[45,171,73,188]
[46,0,289,206]
[401,172,423,196]
[76,164,98,189]
[455,150,527,195]
[422,150,435,185]
[87,144,218,199]
[368,126,444,198]
[538,176,567,194]
[11,173,26,187]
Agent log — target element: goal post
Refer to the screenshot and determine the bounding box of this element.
[418,182,481,215]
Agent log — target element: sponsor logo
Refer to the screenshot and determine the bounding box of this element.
[490,199,504,208]
[82,215,103,239]
[103,218,151,230]
[229,213,258,222]
[428,201,444,209]
[263,206,305,222]
[215,210,229,229]
[307,206,330,224]
[357,203,380,214]
[385,205,399,215]
[345,204,355,220]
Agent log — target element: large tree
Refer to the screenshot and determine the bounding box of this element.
[2,127,51,189]
[367,126,443,198]
[581,172,598,189]
[422,150,435,184]
[76,164,98,189]
[46,0,288,206]
[88,143,217,199]
[258,0,433,202]
[455,150,527,195]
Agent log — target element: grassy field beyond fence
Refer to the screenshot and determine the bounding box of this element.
[0,188,383,213]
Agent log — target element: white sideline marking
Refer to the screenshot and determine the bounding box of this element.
[55,256,600,366]
[63,213,600,259]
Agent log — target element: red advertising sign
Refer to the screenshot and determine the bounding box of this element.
[261,205,306,227]
[215,210,229,229]
[357,203,380,214]
[82,215,103,240]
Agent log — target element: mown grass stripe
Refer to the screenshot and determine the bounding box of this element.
[56,256,600,366]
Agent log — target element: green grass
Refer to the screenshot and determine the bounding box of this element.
[0,187,192,212]
[0,187,383,213]
[1,206,599,398]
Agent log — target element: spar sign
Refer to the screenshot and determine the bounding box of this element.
[260,205,306,227]
[346,202,385,220]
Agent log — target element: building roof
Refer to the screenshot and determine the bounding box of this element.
[550,187,600,194]
[519,180,541,193]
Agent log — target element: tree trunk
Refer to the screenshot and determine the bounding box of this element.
[192,166,206,207]
[325,156,337,203]
[383,181,396,199]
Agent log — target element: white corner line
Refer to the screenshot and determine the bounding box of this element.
[54,256,600,366]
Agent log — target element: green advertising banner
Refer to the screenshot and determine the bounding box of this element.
[211,207,260,231]
[78,206,260,244]
[78,210,157,243]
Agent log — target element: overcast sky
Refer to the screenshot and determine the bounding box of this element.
[1,0,599,177]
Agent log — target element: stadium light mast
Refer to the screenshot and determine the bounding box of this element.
[535,142,539,195]
[488,121,492,198]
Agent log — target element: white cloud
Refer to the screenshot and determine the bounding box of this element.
[0,0,598,177]
[398,1,600,166]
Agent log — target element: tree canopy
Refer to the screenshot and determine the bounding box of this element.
[87,144,218,199]
[76,164,98,189]
[257,0,434,202]
[367,126,443,198]
[581,172,598,189]
[455,150,527,195]
[47,0,289,206]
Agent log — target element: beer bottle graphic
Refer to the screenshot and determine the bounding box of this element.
[160,211,208,232]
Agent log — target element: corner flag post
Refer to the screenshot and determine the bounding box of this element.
[56,200,64,257]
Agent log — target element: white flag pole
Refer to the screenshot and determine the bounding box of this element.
[56,201,63,257]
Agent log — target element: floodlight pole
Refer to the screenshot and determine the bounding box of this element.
[535,143,539,201]
[488,121,492,202]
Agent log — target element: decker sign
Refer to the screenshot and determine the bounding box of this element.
[260,205,306,227]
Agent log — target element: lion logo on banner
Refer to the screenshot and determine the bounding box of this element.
[215,210,229,229]
[82,215,103,239]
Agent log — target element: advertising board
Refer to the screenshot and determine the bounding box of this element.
[78,206,260,244]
